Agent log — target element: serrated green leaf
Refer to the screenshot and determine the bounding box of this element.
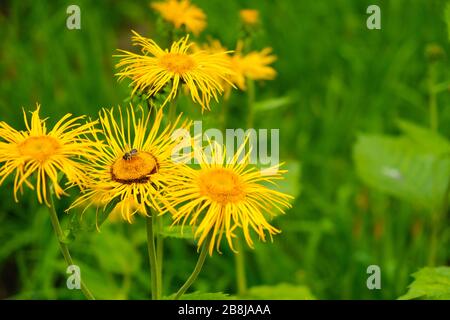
[242,283,316,300]
[399,267,450,300]
[164,291,232,300]
[158,225,195,239]
[353,121,450,210]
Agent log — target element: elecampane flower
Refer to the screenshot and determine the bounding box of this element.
[231,44,277,90]
[69,104,188,222]
[0,104,98,205]
[151,0,207,36]
[165,141,292,255]
[115,32,234,111]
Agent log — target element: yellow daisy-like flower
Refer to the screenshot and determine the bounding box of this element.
[239,9,260,26]
[115,31,234,111]
[151,0,207,36]
[166,141,292,255]
[69,105,188,222]
[199,39,277,91]
[195,39,235,98]
[0,104,98,206]
[231,43,277,90]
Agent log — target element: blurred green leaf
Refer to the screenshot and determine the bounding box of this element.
[66,198,120,241]
[399,267,450,300]
[353,120,450,210]
[396,120,450,154]
[76,262,123,300]
[90,229,141,274]
[0,231,35,261]
[242,283,316,300]
[158,225,195,239]
[277,160,302,200]
[254,95,294,112]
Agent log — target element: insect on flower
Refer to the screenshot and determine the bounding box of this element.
[123,148,138,161]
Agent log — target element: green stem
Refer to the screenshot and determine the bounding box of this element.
[47,186,95,300]
[429,177,450,266]
[146,215,161,300]
[428,213,439,266]
[428,64,438,132]
[168,97,178,123]
[220,97,229,133]
[174,237,210,300]
[235,239,247,296]
[156,214,164,297]
[246,79,256,128]
[429,92,438,132]
[234,78,255,296]
[426,62,439,265]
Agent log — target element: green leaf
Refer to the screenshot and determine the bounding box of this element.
[66,197,120,241]
[254,95,294,112]
[158,225,195,239]
[399,267,450,300]
[164,292,232,300]
[277,160,302,200]
[396,120,450,154]
[89,229,141,274]
[241,283,316,300]
[353,121,450,210]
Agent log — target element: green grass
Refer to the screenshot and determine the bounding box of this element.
[0,0,449,299]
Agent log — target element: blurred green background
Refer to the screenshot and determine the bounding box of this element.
[0,0,449,299]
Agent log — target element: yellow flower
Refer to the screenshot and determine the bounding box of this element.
[231,43,277,90]
[195,39,235,98]
[151,0,207,36]
[239,9,259,26]
[0,104,98,206]
[200,40,277,91]
[165,141,292,255]
[115,31,234,111]
[69,104,188,223]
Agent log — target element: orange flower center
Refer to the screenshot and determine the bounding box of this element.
[111,151,158,184]
[18,136,60,162]
[198,168,245,204]
[159,53,196,74]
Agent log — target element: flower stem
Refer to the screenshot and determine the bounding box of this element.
[426,63,442,265]
[174,237,210,300]
[168,95,178,123]
[221,96,230,133]
[428,177,450,266]
[235,238,247,296]
[47,185,95,300]
[246,79,256,129]
[234,78,255,296]
[146,214,161,299]
[428,63,438,132]
[156,214,164,297]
